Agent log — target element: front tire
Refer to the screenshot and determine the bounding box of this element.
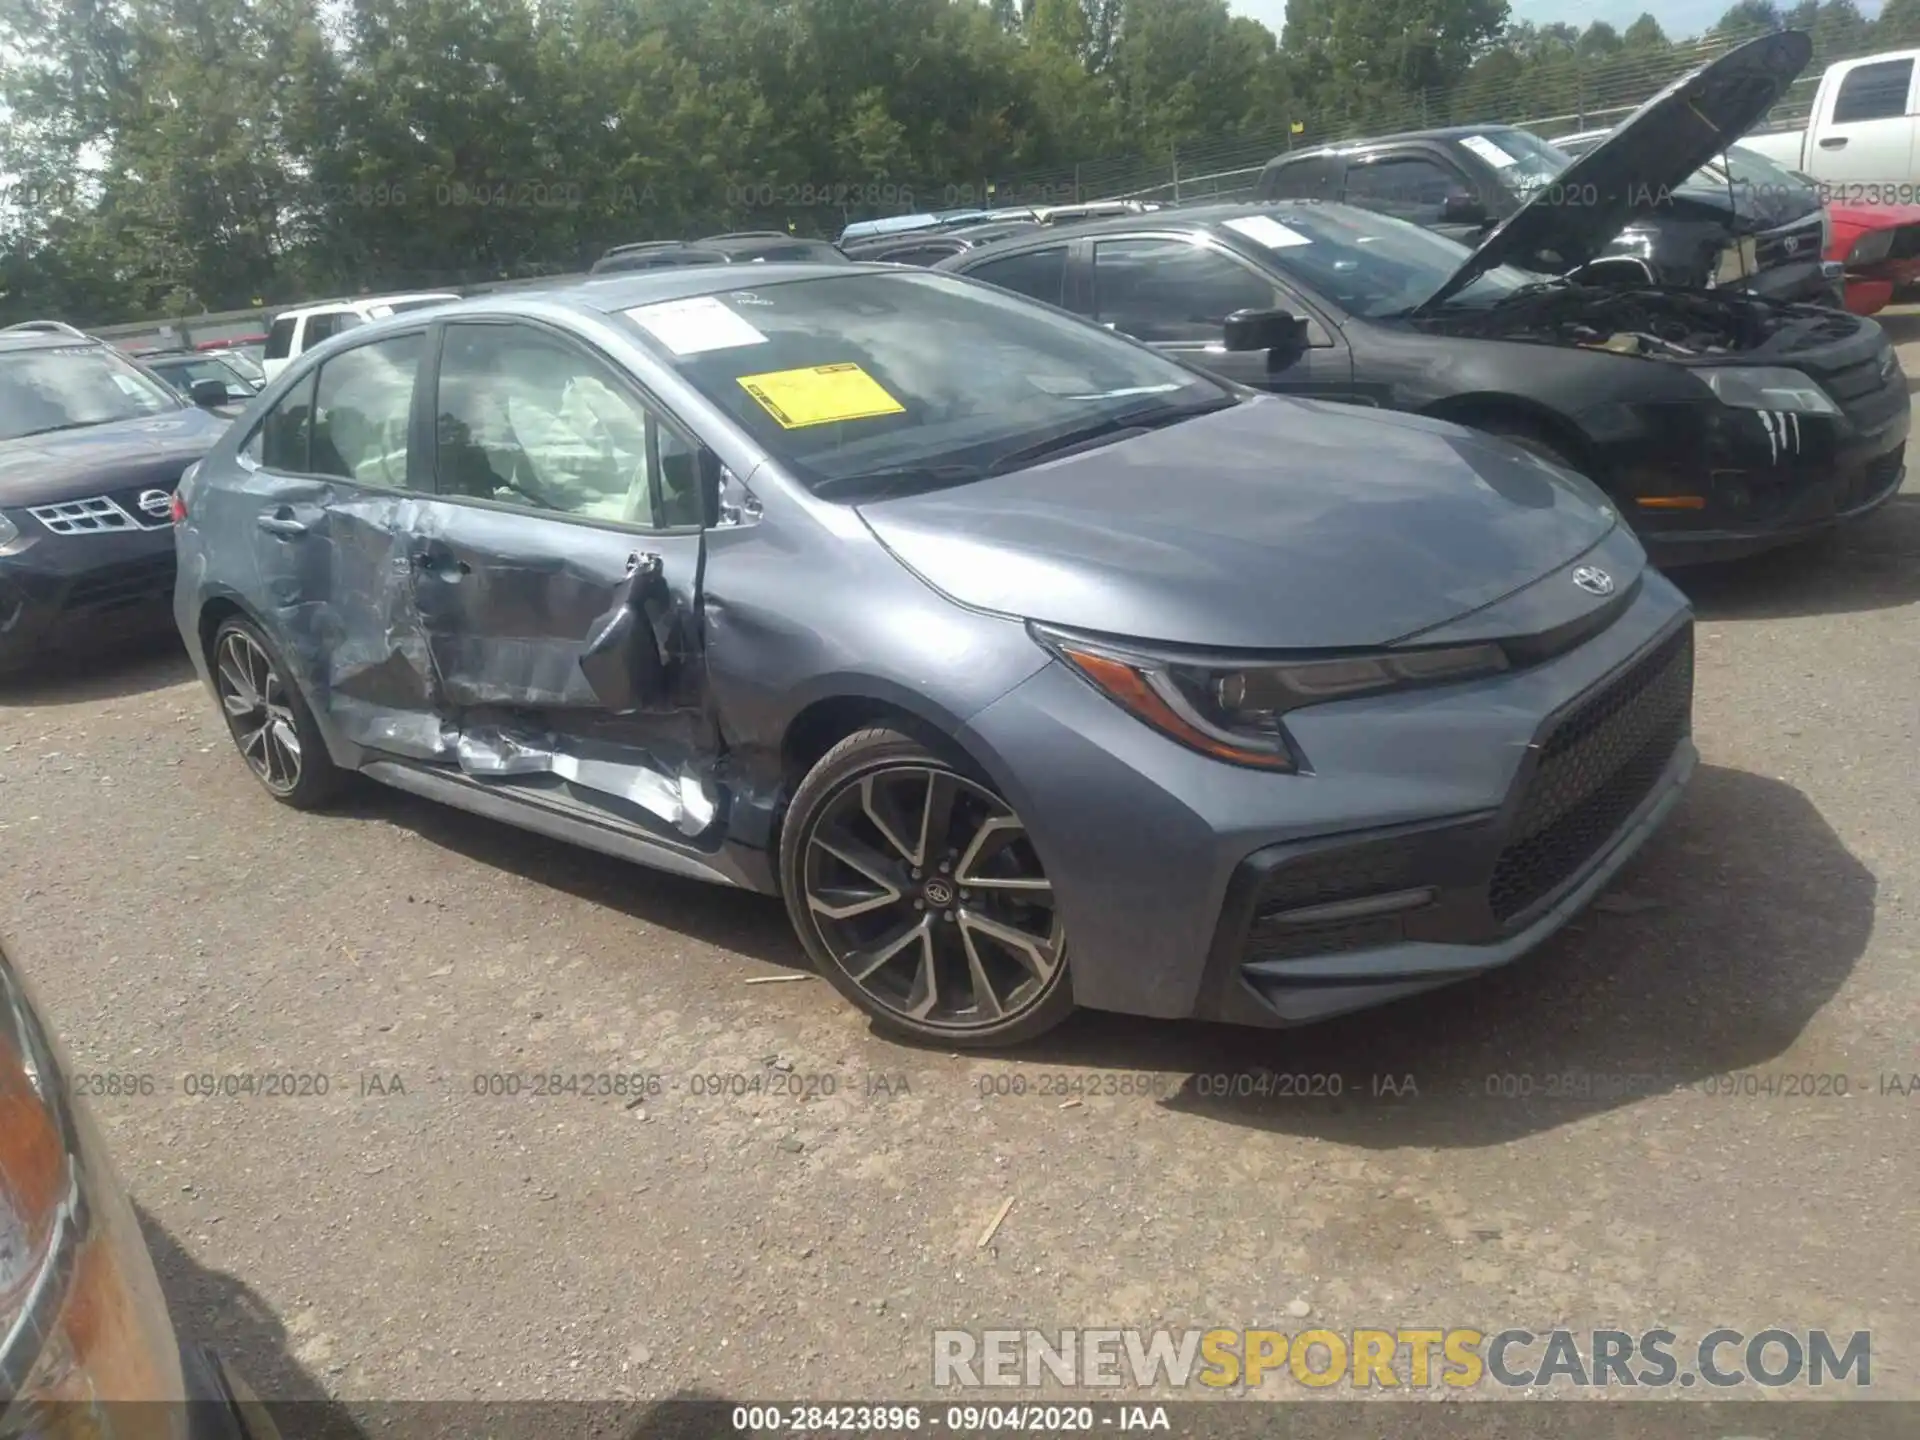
[210,616,343,810]
[780,727,1075,1047]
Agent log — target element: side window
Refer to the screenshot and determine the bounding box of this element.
[879,244,958,266]
[1832,59,1913,123]
[264,317,296,361]
[336,311,368,332]
[434,323,667,527]
[245,372,317,470]
[303,312,341,347]
[1092,237,1281,343]
[309,334,423,488]
[1260,158,1330,200]
[1343,155,1463,224]
[965,246,1068,306]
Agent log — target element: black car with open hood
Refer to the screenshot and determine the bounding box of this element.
[939,146,1906,563]
[1259,31,1837,308]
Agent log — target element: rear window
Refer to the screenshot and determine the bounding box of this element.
[1833,59,1913,124]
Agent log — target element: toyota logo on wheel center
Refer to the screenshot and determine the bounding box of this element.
[923,878,955,907]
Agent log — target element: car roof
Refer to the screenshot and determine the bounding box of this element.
[272,292,459,321]
[1273,123,1526,162]
[941,200,1327,252]
[0,327,103,354]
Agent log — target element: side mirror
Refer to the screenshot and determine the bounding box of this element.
[189,378,229,409]
[1441,192,1489,226]
[1223,307,1310,353]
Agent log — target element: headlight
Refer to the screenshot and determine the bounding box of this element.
[1711,237,1758,286]
[0,941,188,1436]
[1035,627,1509,770]
[1695,366,1840,416]
[1848,228,1895,265]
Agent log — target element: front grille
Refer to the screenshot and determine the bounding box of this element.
[28,495,142,535]
[1753,214,1824,272]
[104,482,179,528]
[66,553,175,612]
[1488,625,1694,923]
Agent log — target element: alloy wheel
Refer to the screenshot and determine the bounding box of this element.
[215,628,304,795]
[801,764,1064,1031]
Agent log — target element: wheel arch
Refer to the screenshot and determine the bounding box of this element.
[768,677,1026,866]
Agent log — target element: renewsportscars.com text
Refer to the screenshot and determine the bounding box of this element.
[931,1327,1871,1390]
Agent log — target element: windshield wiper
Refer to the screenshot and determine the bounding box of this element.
[5,419,113,441]
[811,462,984,501]
[985,397,1236,476]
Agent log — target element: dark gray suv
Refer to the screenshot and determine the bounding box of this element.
[172,264,1696,1046]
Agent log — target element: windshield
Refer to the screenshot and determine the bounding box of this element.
[0,344,183,441]
[1459,129,1577,196]
[1217,205,1541,316]
[625,271,1229,492]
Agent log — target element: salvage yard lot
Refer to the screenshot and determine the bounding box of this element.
[4,317,1919,1408]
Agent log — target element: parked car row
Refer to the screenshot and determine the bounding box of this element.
[0,33,1907,1052]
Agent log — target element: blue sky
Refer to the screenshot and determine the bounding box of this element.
[1229,0,1884,42]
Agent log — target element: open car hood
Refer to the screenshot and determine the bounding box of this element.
[1417,29,1812,313]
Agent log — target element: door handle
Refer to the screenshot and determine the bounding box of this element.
[257,510,311,537]
[1819,136,1848,149]
[411,552,471,578]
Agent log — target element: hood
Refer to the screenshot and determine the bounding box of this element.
[856,397,1618,651]
[1419,29,1812,312]
[0,408,227,508]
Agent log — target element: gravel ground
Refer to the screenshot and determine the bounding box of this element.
[4,318,1918,1422]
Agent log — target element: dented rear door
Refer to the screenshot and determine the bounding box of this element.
[235,329,445,756]
[405,318,720,839]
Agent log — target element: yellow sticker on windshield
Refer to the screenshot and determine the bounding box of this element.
[737,363,905,429]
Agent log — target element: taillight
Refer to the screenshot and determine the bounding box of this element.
[169,491,187,525]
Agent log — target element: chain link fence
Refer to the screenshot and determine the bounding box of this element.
[85,22,1920,343]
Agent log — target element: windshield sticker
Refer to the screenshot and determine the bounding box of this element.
[625,296,769,356]
[1223,215,1313,249]
[738,363,906,429]
[1459,134,1517,169]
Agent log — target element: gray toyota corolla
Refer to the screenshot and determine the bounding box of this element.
[173,264,1695,1045]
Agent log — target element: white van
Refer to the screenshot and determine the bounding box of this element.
[260,293,460,381]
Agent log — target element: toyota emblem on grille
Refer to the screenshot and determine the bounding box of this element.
[137,489,173,520]
[1783,235,1801,255]
[1572,566,1615,597]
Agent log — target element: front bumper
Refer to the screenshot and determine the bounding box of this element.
[0,519,179,670]
[961,543,1695,1026]
[1734,256,1843,307]
[1591,356,1910,565]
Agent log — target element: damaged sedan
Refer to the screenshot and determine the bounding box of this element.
[174,263,1695,1045]
[943,31,1907,564]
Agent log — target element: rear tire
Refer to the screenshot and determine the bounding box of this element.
[780,727,1075,1048]
[210,615,344,810]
